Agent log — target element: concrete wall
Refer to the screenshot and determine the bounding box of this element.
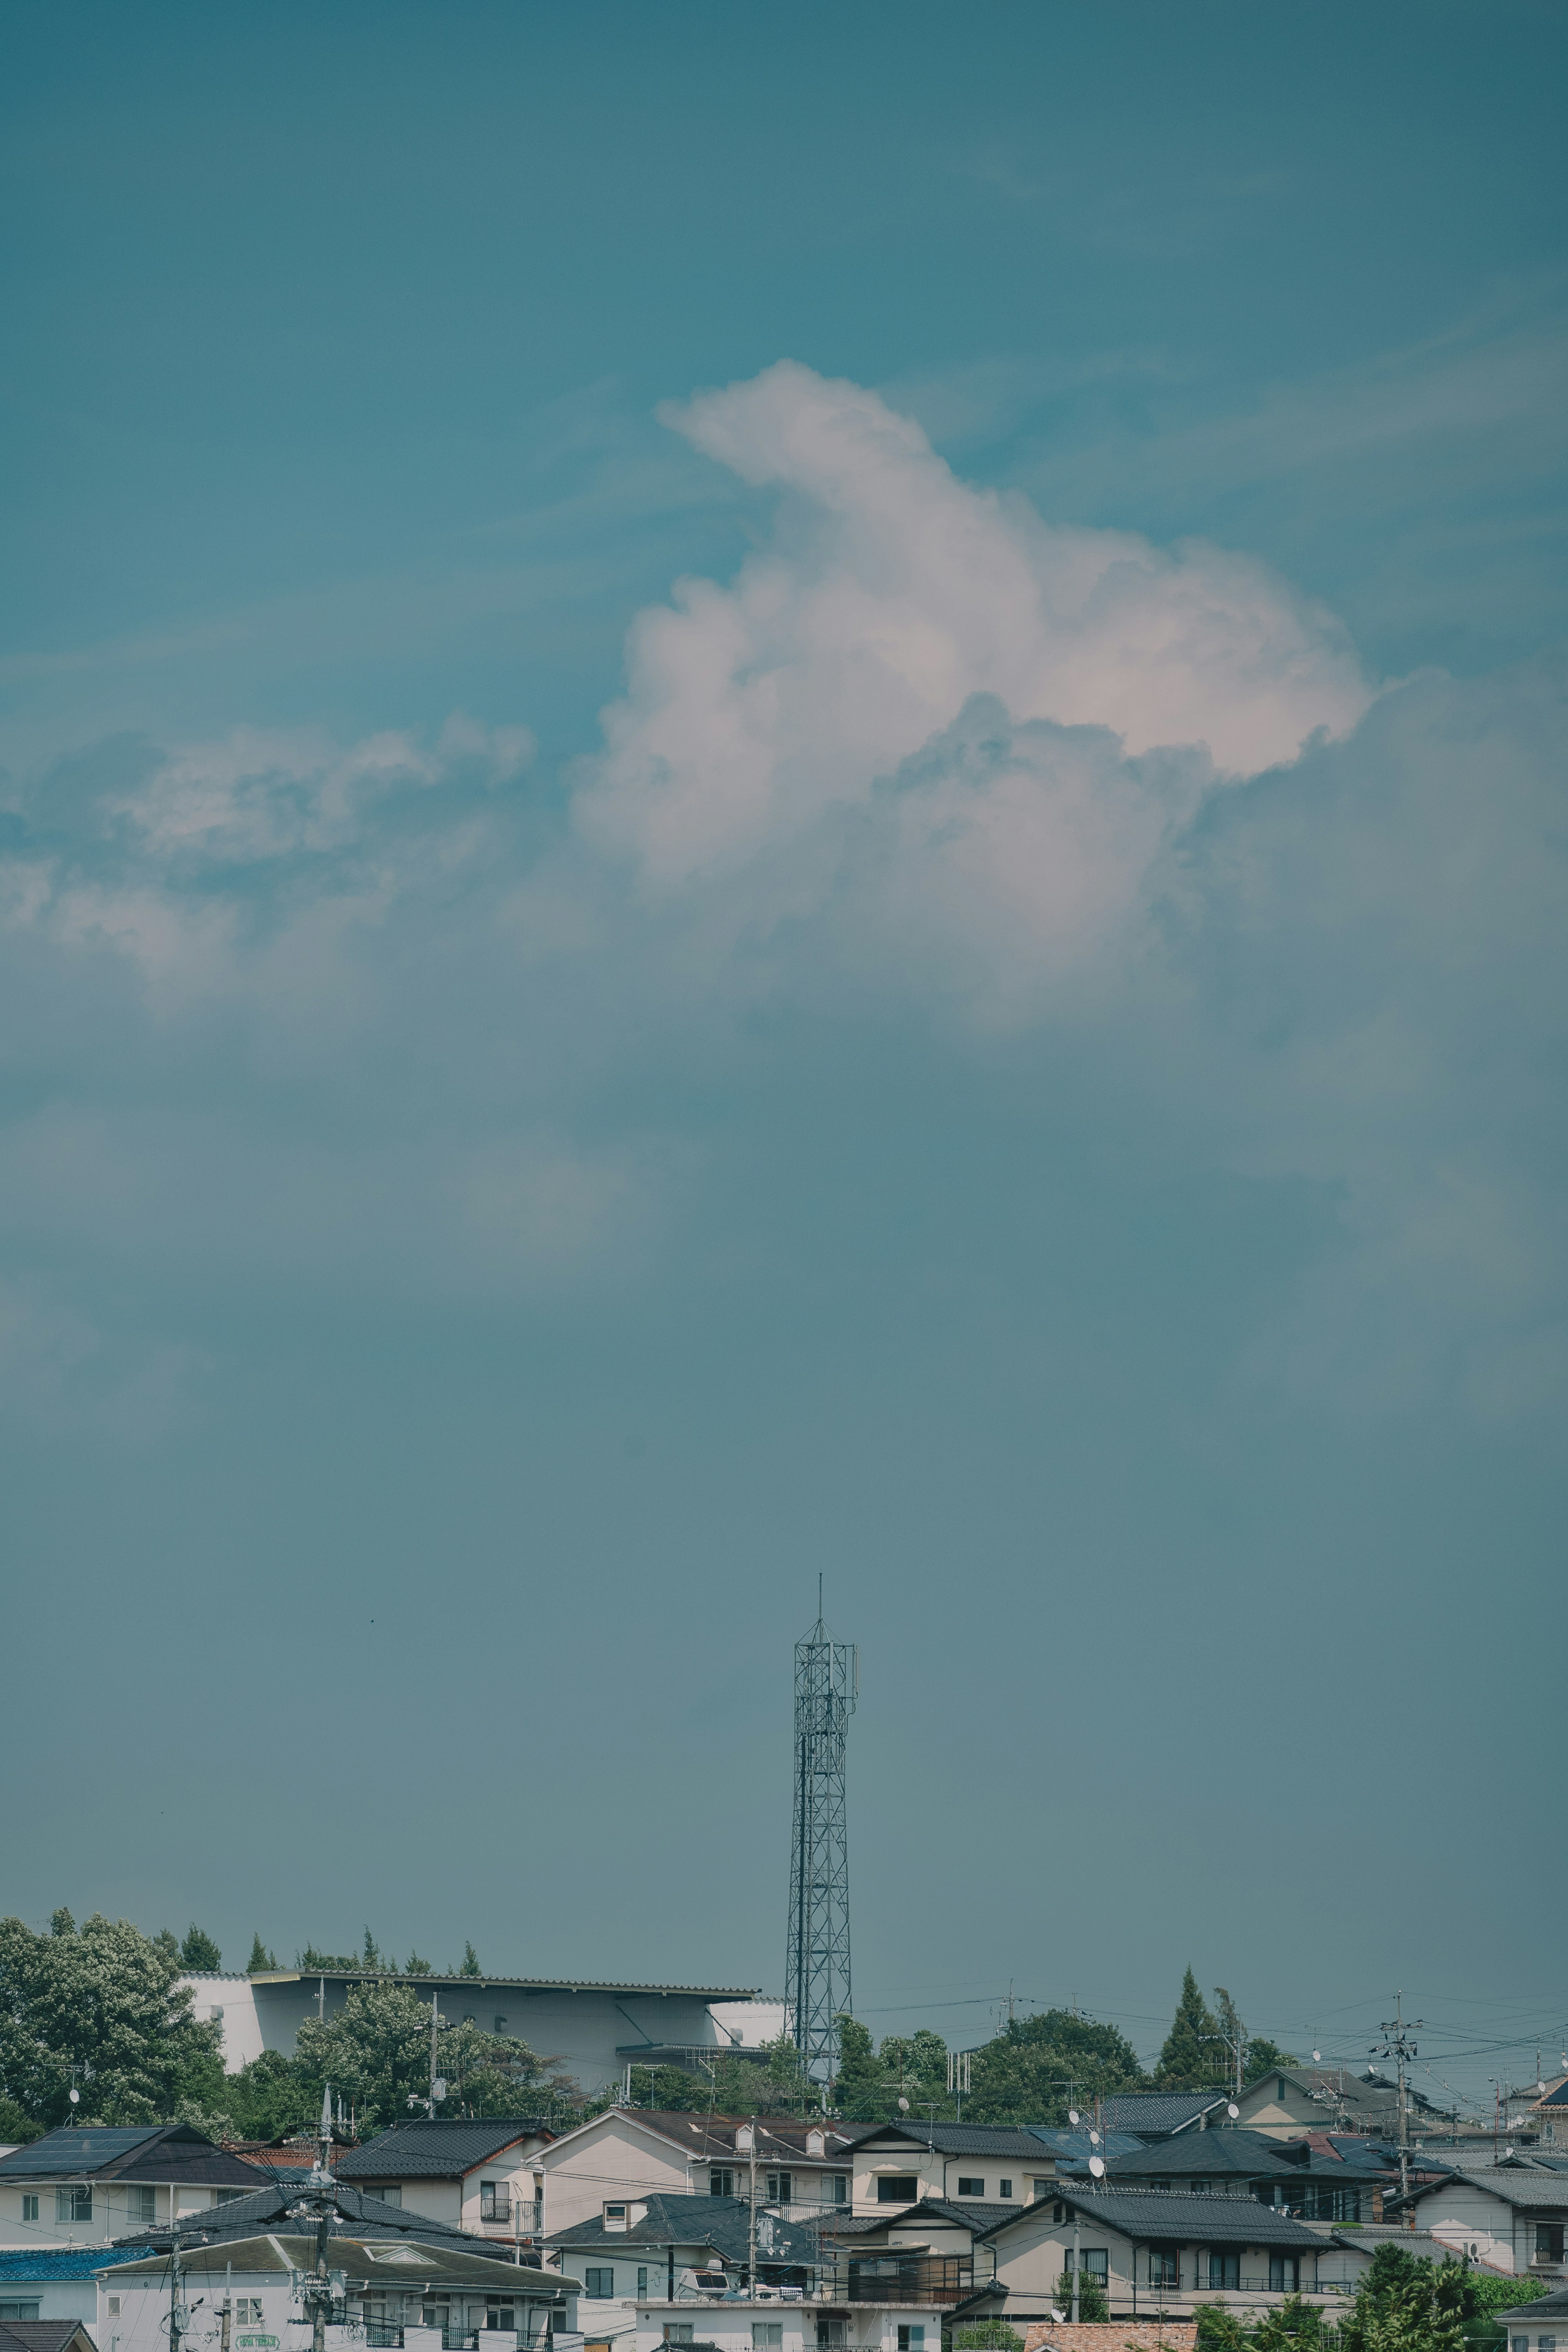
[630,2298,941,2352]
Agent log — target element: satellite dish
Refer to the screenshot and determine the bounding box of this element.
[1068,2109,1080,2127]
[1227,2104,1239,2119]
[432,2078,448,2100]
[1313,2051,1322,2063]
[1089,2156,1105,2179]
[1539,2083,1547,2095]
[898,2097,909,2113]
[68,2088,80,2105]
[1089,2130,1100,2146]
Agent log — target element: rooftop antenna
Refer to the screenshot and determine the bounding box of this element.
[785,1586,856,2096]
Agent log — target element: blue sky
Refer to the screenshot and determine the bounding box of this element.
[3,0,1566,2107]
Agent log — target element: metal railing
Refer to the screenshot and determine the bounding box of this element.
[478,2203,545,2234]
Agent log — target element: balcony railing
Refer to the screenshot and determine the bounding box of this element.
[477,2202,545,2235]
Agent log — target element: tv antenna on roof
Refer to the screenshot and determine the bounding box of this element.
[1088,2156,1105,2179]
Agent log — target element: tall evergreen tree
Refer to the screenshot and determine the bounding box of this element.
[460,1942,482,1977]
[248,1934,278,1973]
[180,1926,223,1972]
[1154,1967,1221,2089]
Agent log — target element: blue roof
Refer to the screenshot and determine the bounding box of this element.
[0,2248,155,2280]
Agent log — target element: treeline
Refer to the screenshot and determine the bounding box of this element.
[2,1908,1298,2143]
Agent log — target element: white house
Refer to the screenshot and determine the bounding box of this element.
[838,2125,1068,2220]
[178,1976,760,2102]
[0,2249,153,2341]
[1386,2169,1568,2276]
[336,2123,555,2247]
[632,2291,942,2352]
[1497,2282,1568,2352]
[0,2129,264,2252]
[535,2116,855,2241]
[91,2229,577,2352]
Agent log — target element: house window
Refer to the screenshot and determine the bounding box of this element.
[1191,2182,1210,2196]
[212,2190,244,2206]
[1278,2080,1287,2101]
[584,2271,615,2299]
[486,2304,516,2334]
[766,2172,792,2203]
[377,2185,403,2207]
[877,2176,918,2203]
[1083,2252,1108,2285]
[107,2303,123,2321]
[57,2187,92,2222]
[1511,2337,1528,2352]
[637,2272,648,2298]
[21,2196,38,2223]
[1539,2338,1558,2352]
[664,2330,694,2345]
[816,2325,846,2350]
[1151,2181,1172,2193]
[481,2183,512,2222]
[956,2178,984,2197]
[1209,2253,1241,2290]
[827,2176,848,2205]
[710,2170,735,2198]
[753,2329,783,2348]
[999,2179,1013,2200]
[0,2307,41,2323]
[1537,2227,1565,2263]
[1150,2253,1178,2287]
[1270,2257,1300,2293]
[604,2204,628,2230]
[1033,2180,1051,2202]
[897,2331,925,2352]
[236,2303,263,2325]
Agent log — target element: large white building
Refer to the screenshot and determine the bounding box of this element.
[178,1974,770,2101]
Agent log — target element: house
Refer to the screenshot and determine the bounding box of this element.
[179,1970,760,2099]
[93,2228,577,2352]
[1319,2226,1515,2290]
[545,2190,821,2348]
[1385,2168,1568,2276]
[1229,2070,1446,2142]
[335,2120,555,2247]
[1095,2097,1239,2140]
[1496,2282,1568,2352]
[107,2172,533,2262]
[630,2288,944,2352]
[0,2128,265,2251]
[1529,2083,1568,2151]
[953,2184,1348,2321]
[535,2114,856,2238]
[840,2125,1086,2217]
[0,2249,154,2343]
[1094,2128,1398,2222]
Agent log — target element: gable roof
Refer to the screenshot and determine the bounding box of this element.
[825,2198,1021,2241]
[1394,2169,1568,2212]
[0,2326,97,2352]
[109,2178,506,2256]
[1025,2130,1149,2168]
[843,2123,1076,2162]
[336,2120,550,2180]
[1094,2094,1235,2138]
[1104,2129,1395,2183]
[98,2234,568,2295]
[545,2192,817,2269]
[0,2127,257,2187]
[978,2186,1325,2248]
[540,2109,852,2168]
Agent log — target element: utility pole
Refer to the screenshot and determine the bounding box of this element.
[299,2087,341,2352]
[1372,1995,1422,2201]
[169,2220,185,2352]
[220,2264,232,2352]
[737,2123,758,2294]
[1071,2210,1080,2325]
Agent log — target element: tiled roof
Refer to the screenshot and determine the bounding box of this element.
[111,2179,499,2255]
[337,2121,550,2179]
[0,2129,162,2177]
[0,2127,257,2187]
[0,2251,154,2281]
[546,2193,817,2268]
[845,2123,1072,2160]
[1095,2095,1232,2136]
[0,2326,94,2352]
[1496,2286,1568,2321]
[980,2187,1324,2247]
[1401,2170,1568,2210]
[608,2114,852,2163]
[1106,2130,1394,2183]
[1025,2130,1147,2167]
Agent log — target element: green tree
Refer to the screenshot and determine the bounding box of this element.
[298,1943,365,1971]
[1056,2271,1109,2323]
[1250,2296,1325,2352]
[1243,2038,1297,2083]
[291,1980,578,2132]
[180,1927,223,1972]
[966,2009,1147,2125]
[248,1935,278,1974]
[1193,2307,1248,2352]
[0,2094,43,2144]
[0,1911,224,2127]
[1154,1969,1221,2090]
[460,1943,482,1978]
[833,2016,895,2121]
[405,1952,433,1976]
[222,2049,325,2141]
[953,2326,1023,2350]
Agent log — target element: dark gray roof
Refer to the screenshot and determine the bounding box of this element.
[1106,2130,1394,2183]
[113,2178,506,2256]
[100,2236,568,2295]
[1396,2170,1568,2211]
[252,1970,757,1998]
[546,2194,816,2269]
[1024,2130,1146,2167]
[0,2327,95,2352]
[1496,2286,1568,2322]
[979,2187,1324,2247]
[1095,2094,1233,2137]
[844,2123,1070,2161]
[0,2126,256,2187]
[596,2114,853,2163]
[832,2199,1019,2238]
[337,2121,550,2180]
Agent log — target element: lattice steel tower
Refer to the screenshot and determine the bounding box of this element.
[786,1602,858,2085]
